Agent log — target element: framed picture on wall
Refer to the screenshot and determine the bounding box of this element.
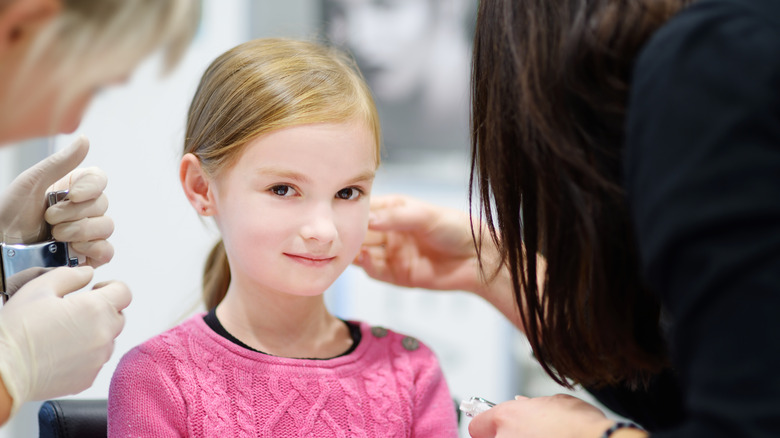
[321,0,476,168]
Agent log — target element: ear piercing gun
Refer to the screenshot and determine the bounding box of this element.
[459,396,496,418]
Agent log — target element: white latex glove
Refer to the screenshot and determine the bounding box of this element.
[0,136,114,267]
[0,266,131,414]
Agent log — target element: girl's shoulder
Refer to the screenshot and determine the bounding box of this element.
[116,314,209,373]
[351,320,440,364]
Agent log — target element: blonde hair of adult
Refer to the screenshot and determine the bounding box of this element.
[184,38,381,310]
[6,0,200,133]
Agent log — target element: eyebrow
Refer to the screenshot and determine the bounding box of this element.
[345,170,377,185]
[255,167,376,185]
[255,167,310,183]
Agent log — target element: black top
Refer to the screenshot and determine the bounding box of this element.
[588,0,780,436]
[203,308,362,360]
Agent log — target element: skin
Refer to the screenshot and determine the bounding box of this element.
[0,0,129,144]
[180,121,377,359]
[0,378,9,425]
[355,194,531,331]
[0,0,85,143]
[0,0,61,422]
[355,194,649,437]
[469,395,647,438]
[0,0,133,423]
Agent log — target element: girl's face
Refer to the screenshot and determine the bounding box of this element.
[211,121,377,298]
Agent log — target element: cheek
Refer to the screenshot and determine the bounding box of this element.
[338,206,370,254]
[58,92,95,133]
[221,218,281,275]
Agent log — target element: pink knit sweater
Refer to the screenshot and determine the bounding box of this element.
[108,315,458,437]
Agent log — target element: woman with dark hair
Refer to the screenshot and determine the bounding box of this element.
[355,0,780,436]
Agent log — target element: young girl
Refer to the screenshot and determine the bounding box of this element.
[107,38,457,437]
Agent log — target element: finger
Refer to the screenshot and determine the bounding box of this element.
[362,230,387,246]
[368,195,433,232]
[65,167,108,203]
[355,246,392,282]
[22,136,89,192]
[2,266,50,297]
[468,407,498,438]
[70,240,114,267]
[369,194,407,210]
[45,193,108,225]
[50,216,114,242]
[92,281,132,312]
[368,206,423,231]
[23,265,94,298]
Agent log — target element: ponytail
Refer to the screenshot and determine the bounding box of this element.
[203,240,230,310]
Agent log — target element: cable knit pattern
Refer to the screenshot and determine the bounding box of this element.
[108,315,458,437]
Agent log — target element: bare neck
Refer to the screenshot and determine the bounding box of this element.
[215,283,352,359]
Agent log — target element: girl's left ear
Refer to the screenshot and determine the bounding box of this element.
[180,153,215,216]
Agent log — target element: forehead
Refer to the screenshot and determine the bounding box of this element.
[233,121,378,179]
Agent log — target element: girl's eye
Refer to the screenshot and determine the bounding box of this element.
[336,187,361,200]
[270,185,297,197]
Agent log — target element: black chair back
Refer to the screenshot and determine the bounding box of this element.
[38,399,107,438]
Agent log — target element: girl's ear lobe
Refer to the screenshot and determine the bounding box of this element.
[180,153,215,216]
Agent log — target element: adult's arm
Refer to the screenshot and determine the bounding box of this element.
[625,0,780,436]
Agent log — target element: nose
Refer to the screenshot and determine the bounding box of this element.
[299,202,338,244]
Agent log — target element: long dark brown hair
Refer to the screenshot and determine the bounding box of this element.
[470,0,694,388]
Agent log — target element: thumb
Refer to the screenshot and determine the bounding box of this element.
[92,281,132,312]
[22,266,94,299]
[468,406,498,438]
[18,136,89,193]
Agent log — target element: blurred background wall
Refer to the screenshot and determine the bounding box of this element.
[0,1,610,436]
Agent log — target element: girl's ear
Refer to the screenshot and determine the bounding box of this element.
[180,153,215,216]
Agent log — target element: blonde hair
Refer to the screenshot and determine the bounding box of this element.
[184,38,381,310]
[11,0,200,130]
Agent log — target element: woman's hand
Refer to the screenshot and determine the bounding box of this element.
[468,394,634,438]
[354,194,527,329]
[354,194,490,293]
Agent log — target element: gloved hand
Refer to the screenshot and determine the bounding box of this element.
[0,136,114,267]
[0,266,131,414]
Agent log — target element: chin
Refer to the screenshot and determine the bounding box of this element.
[290,283,332,297]
[295,288,328,297]
[58,119,82,135]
